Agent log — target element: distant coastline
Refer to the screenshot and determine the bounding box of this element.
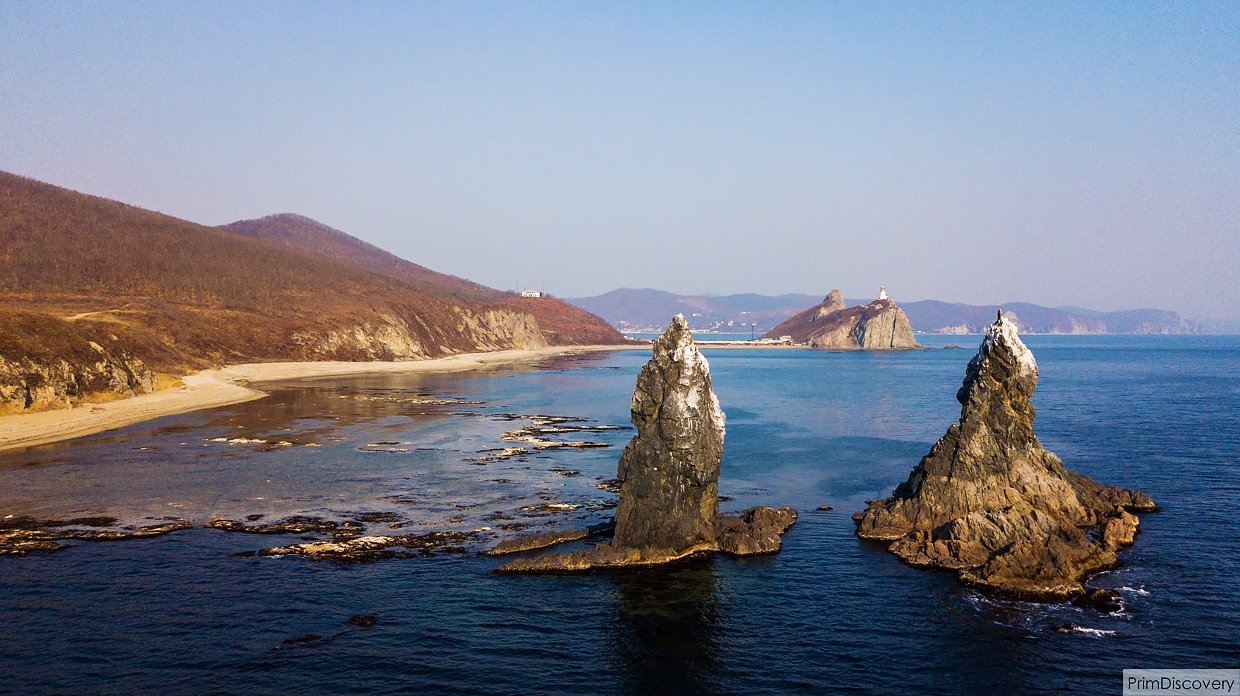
[0,345,642,454]
[571,289,1202,336]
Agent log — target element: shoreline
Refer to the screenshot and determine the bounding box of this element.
[0,345,641,454]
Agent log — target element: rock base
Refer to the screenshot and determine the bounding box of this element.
[495,506,797,573]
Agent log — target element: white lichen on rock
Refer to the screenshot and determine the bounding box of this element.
[982,311,1037,376]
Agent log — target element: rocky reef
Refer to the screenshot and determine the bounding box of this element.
[0,515,191,556]
[853,312,1156,600]
[496,315,796,572]
[764,288,918,349]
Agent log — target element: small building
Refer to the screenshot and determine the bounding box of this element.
[878,286,888,301]
[520,290,543,298]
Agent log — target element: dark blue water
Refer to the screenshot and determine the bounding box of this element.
[1,336,1237,694]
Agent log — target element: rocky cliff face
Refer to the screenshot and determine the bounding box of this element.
[817,289,846,316]
[0,304,550,413]
[0,343,155,413]
[496,315,796,572]
[292,308,547,361]
[454,308,547,352]
[853,313,1156,600]
[764,290,918,349]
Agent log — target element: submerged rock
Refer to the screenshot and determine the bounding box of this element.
[349,614,378,628]
[483,522,615,556]
[252,529,484,563]
[853,312,1156,601]
[496,315,796,572]
[207,515,341,535]
[0,515,191,556]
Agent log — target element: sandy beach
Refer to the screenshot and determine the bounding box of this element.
[0,345,638,454]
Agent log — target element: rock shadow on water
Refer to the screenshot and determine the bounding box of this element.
[605,556,726,695]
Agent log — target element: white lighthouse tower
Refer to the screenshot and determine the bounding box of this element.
[878,285,888,301]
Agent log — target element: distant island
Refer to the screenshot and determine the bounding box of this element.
[763,288,919,349]
[0,172,626,414]
[565,288,1199,336]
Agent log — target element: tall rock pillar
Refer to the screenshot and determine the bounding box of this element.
[612,314,725,552]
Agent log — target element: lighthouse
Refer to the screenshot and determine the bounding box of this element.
[879,286,888,301]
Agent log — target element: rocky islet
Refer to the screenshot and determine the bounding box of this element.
[853,312,1156,600]
[495,315,798,572]
[763,288,919,349]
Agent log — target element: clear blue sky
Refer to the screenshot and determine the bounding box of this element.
[2,2,1237,320]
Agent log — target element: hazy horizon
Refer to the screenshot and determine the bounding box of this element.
[2,4,1236,321]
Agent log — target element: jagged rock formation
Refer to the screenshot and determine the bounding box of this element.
[0,311,157,412]
[763,289,918,349]
[819,289,846,315]
[496,315,797,572]
[610,313,727,551]
[853,313,1156,600]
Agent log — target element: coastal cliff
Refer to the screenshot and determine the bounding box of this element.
[496,315,796,572]
[0,310,157,412]
[0,171,624,413]
[291,308,546,361]
[852,313,1156,600]
[764,289,918,349]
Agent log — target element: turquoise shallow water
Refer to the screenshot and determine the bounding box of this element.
[1,336,1237,694]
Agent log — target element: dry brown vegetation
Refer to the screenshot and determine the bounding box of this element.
[0,171,624,409]
[223,213,625,345]
[223,213,499,303]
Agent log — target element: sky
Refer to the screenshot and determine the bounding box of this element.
[2,2,1237,320]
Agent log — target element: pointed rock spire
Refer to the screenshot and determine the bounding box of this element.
[613,313,725,550]
[822,289,846,314]
[495,315,795,572]
[854,313,1156,601]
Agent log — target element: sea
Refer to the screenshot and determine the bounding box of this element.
[1,335,1237,695]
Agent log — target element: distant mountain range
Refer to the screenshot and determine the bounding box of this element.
[565,289,1198,335]
[0,172,622,411]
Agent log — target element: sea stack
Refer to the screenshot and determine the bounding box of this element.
[496,315,796,572]
[853,312,1150,600]
[611,313,726,551]
[764,288,918,349]
[853,312,1156,600]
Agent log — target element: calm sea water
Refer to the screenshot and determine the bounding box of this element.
[1,336,1237,695]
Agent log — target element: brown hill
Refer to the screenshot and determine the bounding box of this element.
[0,171,624,411]
[221,213,623,346]
[222,214,496,302]
[764,289,918,349]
